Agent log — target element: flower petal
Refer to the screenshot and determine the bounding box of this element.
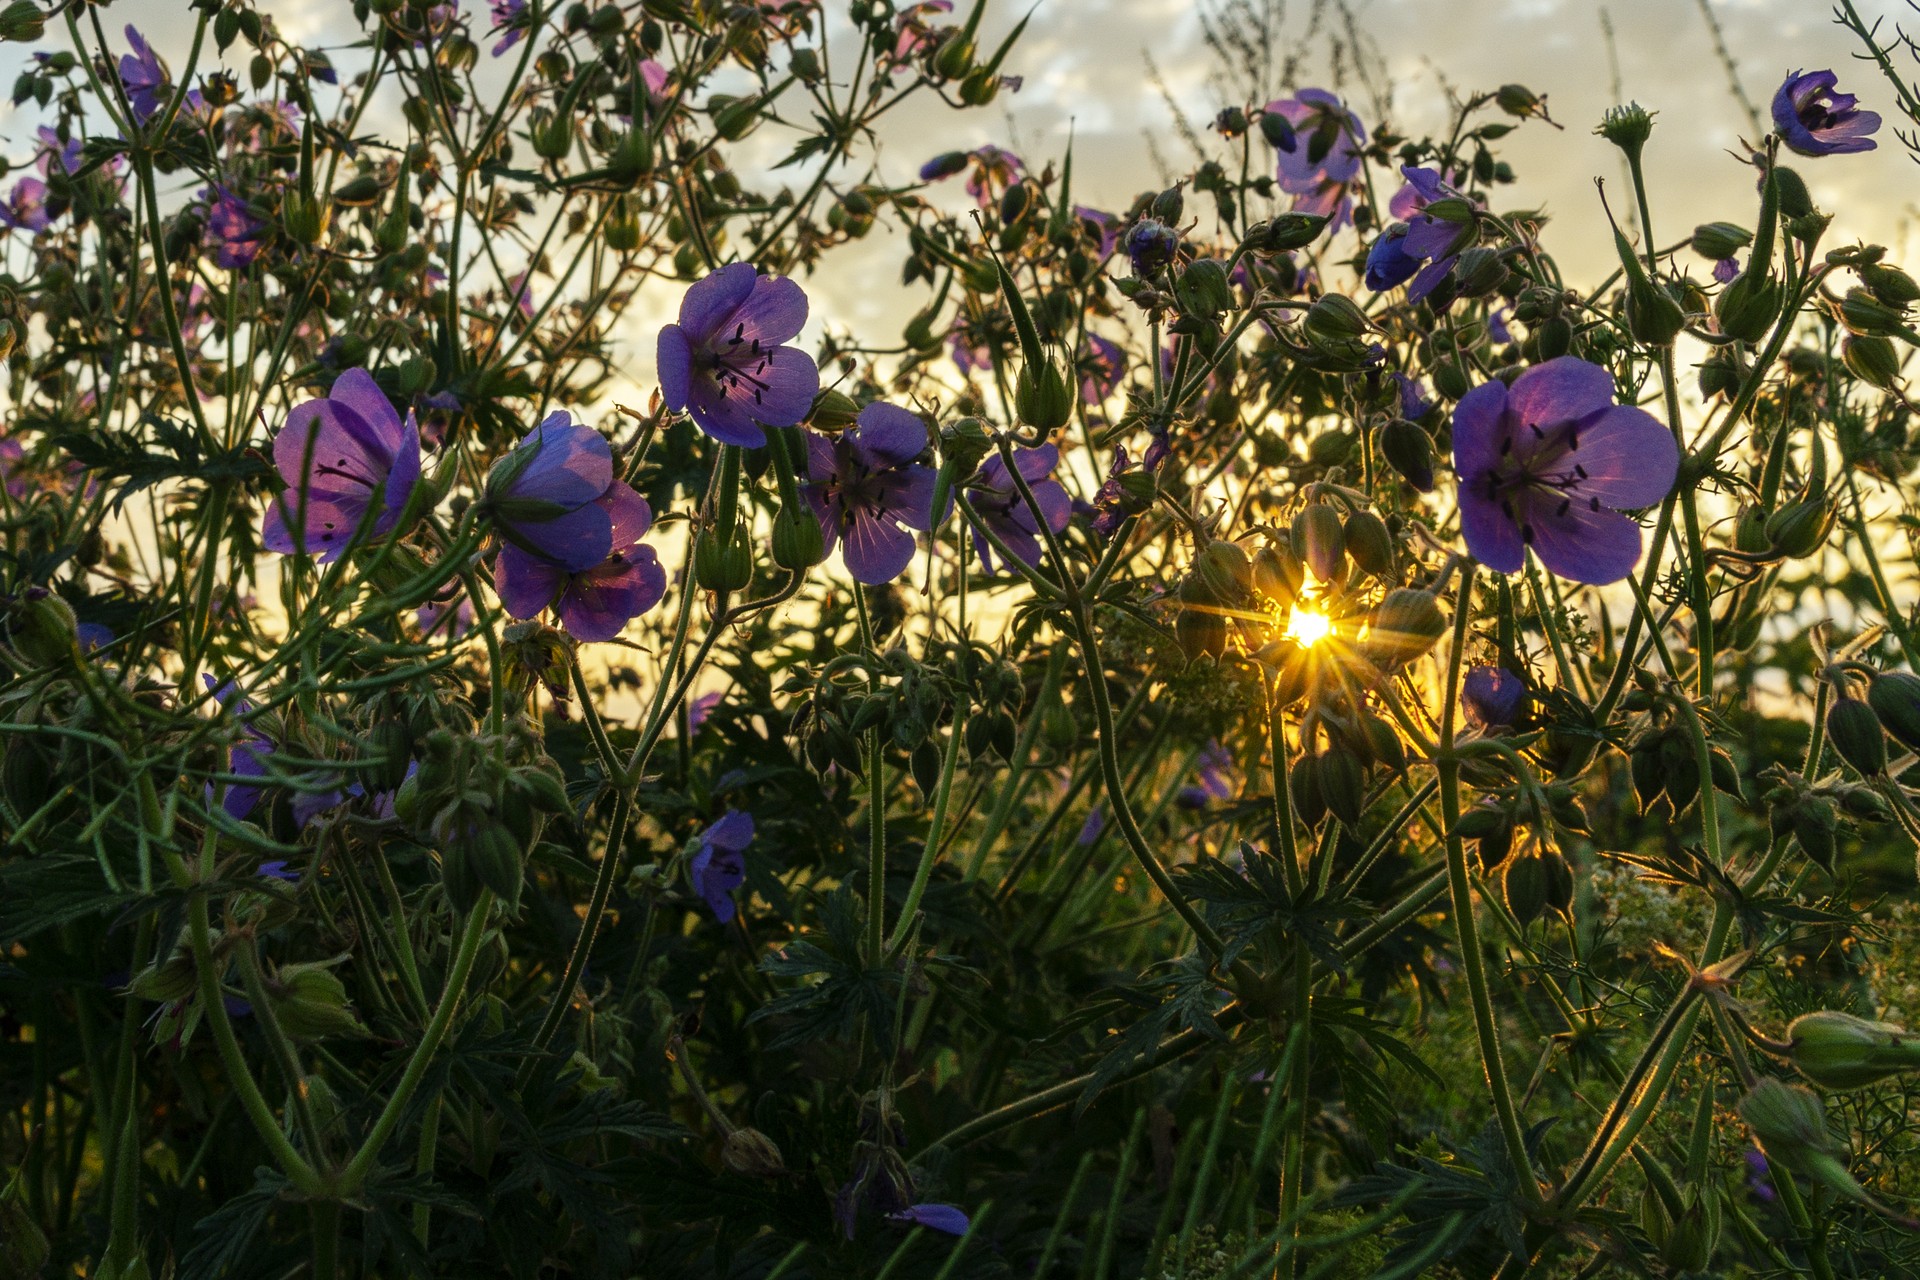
[657,324,693,411]
[1562,405,1678,508]
[841,509,915,584]
[677,262,758,344]
[1450,378,1511,480]
[511,413,613,509]
[1458,485,1525,573]
[1508,357,1615,429]
[733,274,809,347]
[598,480,653,550]
[510,502,614,573]
[494,544,565,618]
[1521,494,1646,585]
[850,402,928,469]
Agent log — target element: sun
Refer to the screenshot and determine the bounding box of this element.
[1286,604,1333,647]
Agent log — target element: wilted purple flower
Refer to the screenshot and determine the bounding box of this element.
[489,0,528,55]
[1124,218,1179,276]
[965,445,1070,573]
[118,27,169,125]
[801,402,937,585]
[1712,256,1740,284]
[262,368,423,563]
[657,262,819,448]
[1462,666,1526,727]
[204,186,266,269]
[1080,334,1125,404]
[0,179,50,233]
[205,676,272,821]
[1772,69,1880,156]
[690,809,754,922]
[482,411,624,572]
[495,484,666,641]
[963,145,1023,206]
[1264,89,1366,230]
[1453,357,1677,585]
[887,1204,970,1235]
[1089,447,1149,538]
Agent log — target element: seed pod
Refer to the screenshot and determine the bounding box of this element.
[1290,504,1346,583]
[1867,671,1920,752]
[269,960,368,1040]
[1826,695,1887,776]
[1252,546,1301,603]
[1786,1010,1920,1091]
[1716,270,1784,344]
[1288,753,1325,829]
[1431,358,1471,400]
[1790,794,1839,868]
[1175,257,1234,318]
[1343,510,1394,578]
[1014,361,1073,432]
[1630,736,1667,809]
[1478,818,1516,870]
[1176,608,1227,662]
[1504,852,1548,926]
[1842,334,1901,390]
[1860,261,1920,308]
[1542,850,1574,917]
[771,503,827,570]
[1691,221,1752,261]
[1192,540,1252,602]
[1318,746,1366,825]
[1303,294,1368,344]
[1660,731,1700,812]
[721,1127,788,1178]
[693,520,753,593]
[1765,496,1835,559]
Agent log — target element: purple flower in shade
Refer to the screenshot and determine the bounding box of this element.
[1772,70,1880,156]
[688,690,723,732]
[948,312,994,377]
[204,186,266,269]
[482,411,627,571]
[1392,372,1433,422]
[657,262,819,448]
[36,126,81,177]
[257,860,300,882]
[1745,1146,1777,1203]
[495,484,667,641]
[0,179,50,232]
[291,782,346,830]
[1486,306,1513,346]
[1178,739,1235,808]
[1077,806,1106,844]
[964,445,1071,573]
[489,0,528,55]
[1080,333,1125,405]
[801,402,938,585]
[1124,219,1180,276]
[1074,205,1119,259]
[118,27,169,125]
[1364,168,1473,303]
[418,593,474,639]
[964,146,1022,207]
[1462,666,1527,727]
[1453,357,1678,585]
[262,368,423,563]
[1263,89,1367,230]
[204,676,273,821]
[689,809,754,922]
[76,622,113,653]
[887,1204,970,1235]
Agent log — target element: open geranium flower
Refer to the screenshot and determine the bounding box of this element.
[261,368,421,562]
[801,401,937,585]
[1773,69,1880,157]
[1452,356,1677,585]
[495,484,666,642]
[657,262,819,448]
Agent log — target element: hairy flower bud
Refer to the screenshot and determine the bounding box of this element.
[721,1127,789,1178]
[1860,262,1920,308]
[1124,218,1179,276]
[1175,257,1234,318]
[1716,270,1784,344]
[1764,496,1834,559]
[1867,671,1920,752]
[1692,221,1752,262]
[771,503,827,570]
[1343,509,1394,578]
[1504,852,1549,925]
[1014,361,1073,432]
[269,959,368,1040]
[1843,334,1902,390]
[1377,418,1435,491]
[1289,504,1346,583]
[1787,1010,1920,1091]
[1243,212,1328,255]
[1826,694,1887,776]
[1363,588,1448,667]
[694,519,753,593]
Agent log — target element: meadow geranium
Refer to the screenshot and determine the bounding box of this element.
[1080,334,1125,404]
[690,809,754,921]
[802,402,937,585]
[1365,167,1474,302]
[118,27,168,125]
[0,179,49,232]
[964,445,1071,572]
[1463,666,1527,727]
[482,412,625,571]
[1264,88,1366,229]
[657,262,819,447]
[205,677,272,821]
[204,187,266,269]
[1452,356,1677,584]
[489,0,528,55]
[262,369,422,563]
[1773,69,1880,156]
[495,485,667,641]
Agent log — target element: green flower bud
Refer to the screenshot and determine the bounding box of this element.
[720,1126,788,1177]
[1504,852,1549,925]
[1378,418,1436,491]
[1318,746,1366,825]
[1837,286,1911,338]
[790,47,823,83]
[1174,257,1234,318]
[1289,504,1346,584]
[1363,588,1448,667]
[1191,540,1252,602]
[6,589,77,667]
[1843,334,1902,390]
[1450,246,1509,298]
[1734,503,1772,554]
[1691,221,1752,261]
[1496,83,1544,118]
[1303,294,1368,344]
[129,936,204,1004]
[1827,694,1887,777]
[1716,270,1784,344]
[1343,509,1394,578]
[1772,166,1814,219]
[809,388,860,429]
[1867,671,1920,752]
[1251,545,1302,603]
[694,519,753,593]
[709,95,762,141]
[1014,361,1073,433]
[771,502,827,570]
[1699,346,1744,399]
[1764,495,1834,558]
[931,35,974,80]
[1243,212,1328,255]
[0,1,47,42]
[269,959,368,1040]
[1175,608,1228,662]
[281,193,330,246]
[1787,1010,1920,1091]
[1431,358,1471,400]
[1860,262,1920,308]
[1288,752,1325,828]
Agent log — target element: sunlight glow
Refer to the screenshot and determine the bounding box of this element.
[1286,604,1333,647]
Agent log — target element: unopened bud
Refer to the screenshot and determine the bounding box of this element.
[1827,694,1887,777]
[1843,334,1902,390]
[1363,588,1447,666]
[1867,671,1920,752]
[1787,1010,1920,1091]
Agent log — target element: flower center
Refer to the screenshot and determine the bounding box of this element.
[1480,416,1604,542]
[705,321,777,407]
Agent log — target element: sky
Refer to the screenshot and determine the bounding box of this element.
[6,0,1917,394]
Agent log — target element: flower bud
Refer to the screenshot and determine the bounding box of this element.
[1860,262,1920,308]
[771,503,827,570]
[790,47,823,83]
[1786,1010,1920,1091]
[1251,545,1302,603]
[1772,165,1814,219]
[1450,246,1509,298]
[129,936,204,1004]
[919,151,968,182]
[1764,496,1834,558]
[5,589,77,667]
[958,68,999,106]
[931,35,973,80]
[1496,83,1544,118]
[1867,671,1920,752]
[1289,504,1346,583]
[1377,419,1435,491]
[1716,270,1784,344]
[1014,361,1073,432]
[1826,694,1887,777]
[1343,509,1394,578]
[694,519,753,593]
[1175,608,1228,662]
[1191,539,1251,602]
[1836,286,1911,338]
[1124,218,1179,276]
[709,95,762,141]
[1318,746,1366,825]
[1843,334,1902,390]
[1542,849,1574,917]
[1692,221,1752,262]
[1243,212,1327,255]
[1303,294,1368,344]
[1151,185,1185,224]
[1174,257,1234,318]
[1504,852,1549,925]
[1363,588,1448,667]
[1699,346,1744,400]
[721,1126,788,1178]
[1738,1077,1846,1176]
[1431,359,1470,401]
[0,1,47,42]
[281,192,330,246]
[269,959,367,1040]
[1595,102,1654,160]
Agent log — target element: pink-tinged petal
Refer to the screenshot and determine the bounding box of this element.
[377,415,423,527]
[598,480,653,550]
[657,324,693,411]
[1450,379,1511,479]
[841,509,915,584]
[1013,444,1059,482]
[556,553,658,641]
[801,430,838,483]
[273,399,393,491]
[1563,405,1677,508]
[1458,486,1525,573]
[1521,496,1645,585]
[878,464,939,532]
[267,490,371,562]
[513,502,614,572]
[494,544,565,618]
[732,274,809,347]
[677,262,758,343]
[745,345,819,429]
[1508,357,1615,429]
[850,402,928,469]
[686,381,770,447]
[512,413,612,508]
[327,368,404,449]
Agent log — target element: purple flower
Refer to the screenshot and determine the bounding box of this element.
[1388,165,1459,221]
[262,369,423,563]
[489,0,528,55]
[1074,205,1119,259]
[482,411,625,571]
[1745,1146,1777,1203]
[948,312,994,377]
[1264,89,1367,230]
[1452,357,1677,585]
[418,593,474,639]
[1486,306,1513,346]
[204,186,266,269]
[801,402,938,585]
[1462,666,1526,727]
[690,809,754,922]
[688,690,723,732]
[1712,256,1740,284]
[1077,806,1106,844]
[1364,169,1473,303]
[1392,372,1432,422]
[887,1203,970,1235]
[76,622,113,653]
[36,126,81,177]
[258,860,300,882]
[0,178,50,232]
[657,262,819,448]
[1178,739,1235,807]
[962,145,1023,207]
[1124,218,1179,276]
[1080,334,1125,404]
[495,484,666,641]
[1773,69,1880,157]
[1089,447,1149,538]
[965,445,1070,573]
[118,27,169,125]
[205,676,273,821]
